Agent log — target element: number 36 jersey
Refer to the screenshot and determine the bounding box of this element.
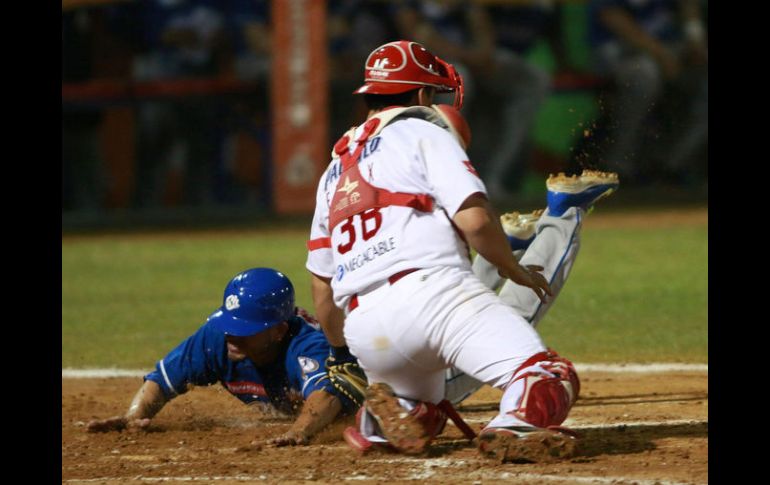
[306,117,487,309]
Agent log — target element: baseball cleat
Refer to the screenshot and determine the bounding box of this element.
[546,170,619,217]
[364,382,430,455]
[342,426,396,454]
[477,425,578,463]
[500,209,544,251]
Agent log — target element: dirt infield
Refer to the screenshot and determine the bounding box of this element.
[62,370,707,484]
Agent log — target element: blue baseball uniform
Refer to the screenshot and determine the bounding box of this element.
[145,309,354,415]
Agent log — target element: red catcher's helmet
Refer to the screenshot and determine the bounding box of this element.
[354,40,465,109]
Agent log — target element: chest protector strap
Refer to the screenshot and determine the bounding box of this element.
[328,108,439,230]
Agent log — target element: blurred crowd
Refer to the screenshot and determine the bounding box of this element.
[62,0,708,213]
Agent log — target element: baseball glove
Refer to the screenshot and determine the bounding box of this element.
[325,357,368,408]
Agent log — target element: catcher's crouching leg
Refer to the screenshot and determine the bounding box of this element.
[343,383,448,455]
[478,350,581,463]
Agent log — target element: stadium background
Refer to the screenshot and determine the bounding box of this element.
[62,0,707,228]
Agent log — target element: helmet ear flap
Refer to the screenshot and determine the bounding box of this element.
[451,66,464,110]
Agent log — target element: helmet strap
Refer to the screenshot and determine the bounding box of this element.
[446,64,464,110]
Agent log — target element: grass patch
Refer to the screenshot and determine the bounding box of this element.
[63,215,707,368]
[538,225,707,362]
[62,231,312,368]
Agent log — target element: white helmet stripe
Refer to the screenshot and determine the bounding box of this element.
[406,41,441,76]
[364,42,408,72]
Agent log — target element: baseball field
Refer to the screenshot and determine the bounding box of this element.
[62,205,708,484]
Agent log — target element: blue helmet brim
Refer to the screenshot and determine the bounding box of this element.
[207,308,278,337]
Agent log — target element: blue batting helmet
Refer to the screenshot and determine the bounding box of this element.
[208,268,295,337]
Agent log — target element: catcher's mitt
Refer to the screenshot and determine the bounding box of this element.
[325,357,368,408]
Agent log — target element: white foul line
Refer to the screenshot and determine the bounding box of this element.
[64,468,705,485]
[574,363,707,373]
[63,368,148,378]
[455,417,708,428]
[61,363,707,379]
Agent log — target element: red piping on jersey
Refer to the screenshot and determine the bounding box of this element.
[307,237,332,251]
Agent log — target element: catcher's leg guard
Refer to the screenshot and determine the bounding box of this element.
[478,350,580,462]
[497,349,580,428]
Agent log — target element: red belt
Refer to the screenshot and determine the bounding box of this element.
[347,268,419,312]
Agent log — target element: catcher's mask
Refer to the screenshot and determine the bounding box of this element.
[208,268,295,337]
[354,40,464,110]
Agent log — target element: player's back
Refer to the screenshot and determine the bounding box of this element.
[317,117,486,307]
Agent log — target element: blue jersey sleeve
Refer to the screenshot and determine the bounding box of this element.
[145,320,228,400]
[285,319,334,399]
[284,317,359,414]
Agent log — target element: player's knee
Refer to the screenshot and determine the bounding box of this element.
[508,351,580,428]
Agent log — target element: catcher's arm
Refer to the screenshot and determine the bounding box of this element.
[266,389,342,446]
[453,193,552,304]
[310,272,346,347]
[86,380,168,432]
[308,273,368,408]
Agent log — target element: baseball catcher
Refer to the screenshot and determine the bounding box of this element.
[306,40,619,463]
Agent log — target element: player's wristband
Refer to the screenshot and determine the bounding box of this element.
[330,345,354,362]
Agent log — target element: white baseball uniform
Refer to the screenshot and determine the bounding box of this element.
[307,117,478,309]
[307,112,563,430]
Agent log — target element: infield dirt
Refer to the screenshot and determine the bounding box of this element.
[62,369,707,484]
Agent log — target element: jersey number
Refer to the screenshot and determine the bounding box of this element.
[337,208,383,254]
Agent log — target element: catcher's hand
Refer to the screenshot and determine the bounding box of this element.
[325,357,368,408]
